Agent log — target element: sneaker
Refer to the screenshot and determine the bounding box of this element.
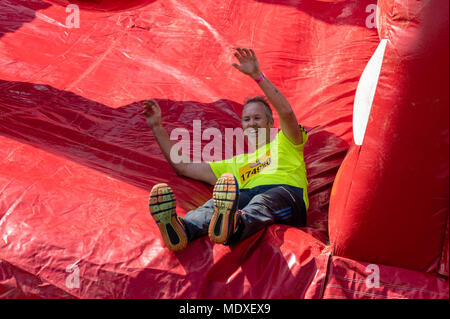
[149,183,188,252]
[208,173,240,244]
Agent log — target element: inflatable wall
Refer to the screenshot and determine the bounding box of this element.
[0,0,448,299]
[329,0,449,274]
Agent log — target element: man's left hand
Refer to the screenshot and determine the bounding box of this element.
[232,47,262,79]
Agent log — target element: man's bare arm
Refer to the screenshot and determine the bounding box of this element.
[142,100,218,185]
[232,48,303,145]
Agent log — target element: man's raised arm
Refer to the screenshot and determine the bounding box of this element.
[142,99,217,185]
[232,48,303,145]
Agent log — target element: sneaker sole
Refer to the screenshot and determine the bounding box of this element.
[149,183,187,252]
[208,173,239,244]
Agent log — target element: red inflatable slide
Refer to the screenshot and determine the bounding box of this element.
[0,0,448,299]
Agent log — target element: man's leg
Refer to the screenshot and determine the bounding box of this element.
[183,186,252,242]
[229,185,307,243]
[149,176,253,249]
[149,178,307,250]
[182,198,215,241]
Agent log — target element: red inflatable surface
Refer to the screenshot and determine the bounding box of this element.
[329,0,449,274]
[0,0,448,299]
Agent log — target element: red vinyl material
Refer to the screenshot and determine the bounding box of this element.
[329,0,449,273]
[323,256,449,299]
[0,0,448,298]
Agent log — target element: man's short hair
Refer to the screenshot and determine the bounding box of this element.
[243,96,274,124]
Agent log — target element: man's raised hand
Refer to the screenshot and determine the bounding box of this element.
[232,48,262,79]
[142,99,162,129]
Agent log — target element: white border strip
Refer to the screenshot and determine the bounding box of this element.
[353,39,388,146]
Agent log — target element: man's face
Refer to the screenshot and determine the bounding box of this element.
[241,102,273,147]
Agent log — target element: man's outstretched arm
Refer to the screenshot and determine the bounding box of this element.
[142,99,217,185]
[232,48,303,145]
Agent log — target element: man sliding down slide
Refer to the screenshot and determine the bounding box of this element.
[142,48,309,251]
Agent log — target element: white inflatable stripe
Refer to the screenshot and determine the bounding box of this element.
[353,39,388,146]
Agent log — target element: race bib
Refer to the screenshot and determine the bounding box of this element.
[238,150,271,185]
